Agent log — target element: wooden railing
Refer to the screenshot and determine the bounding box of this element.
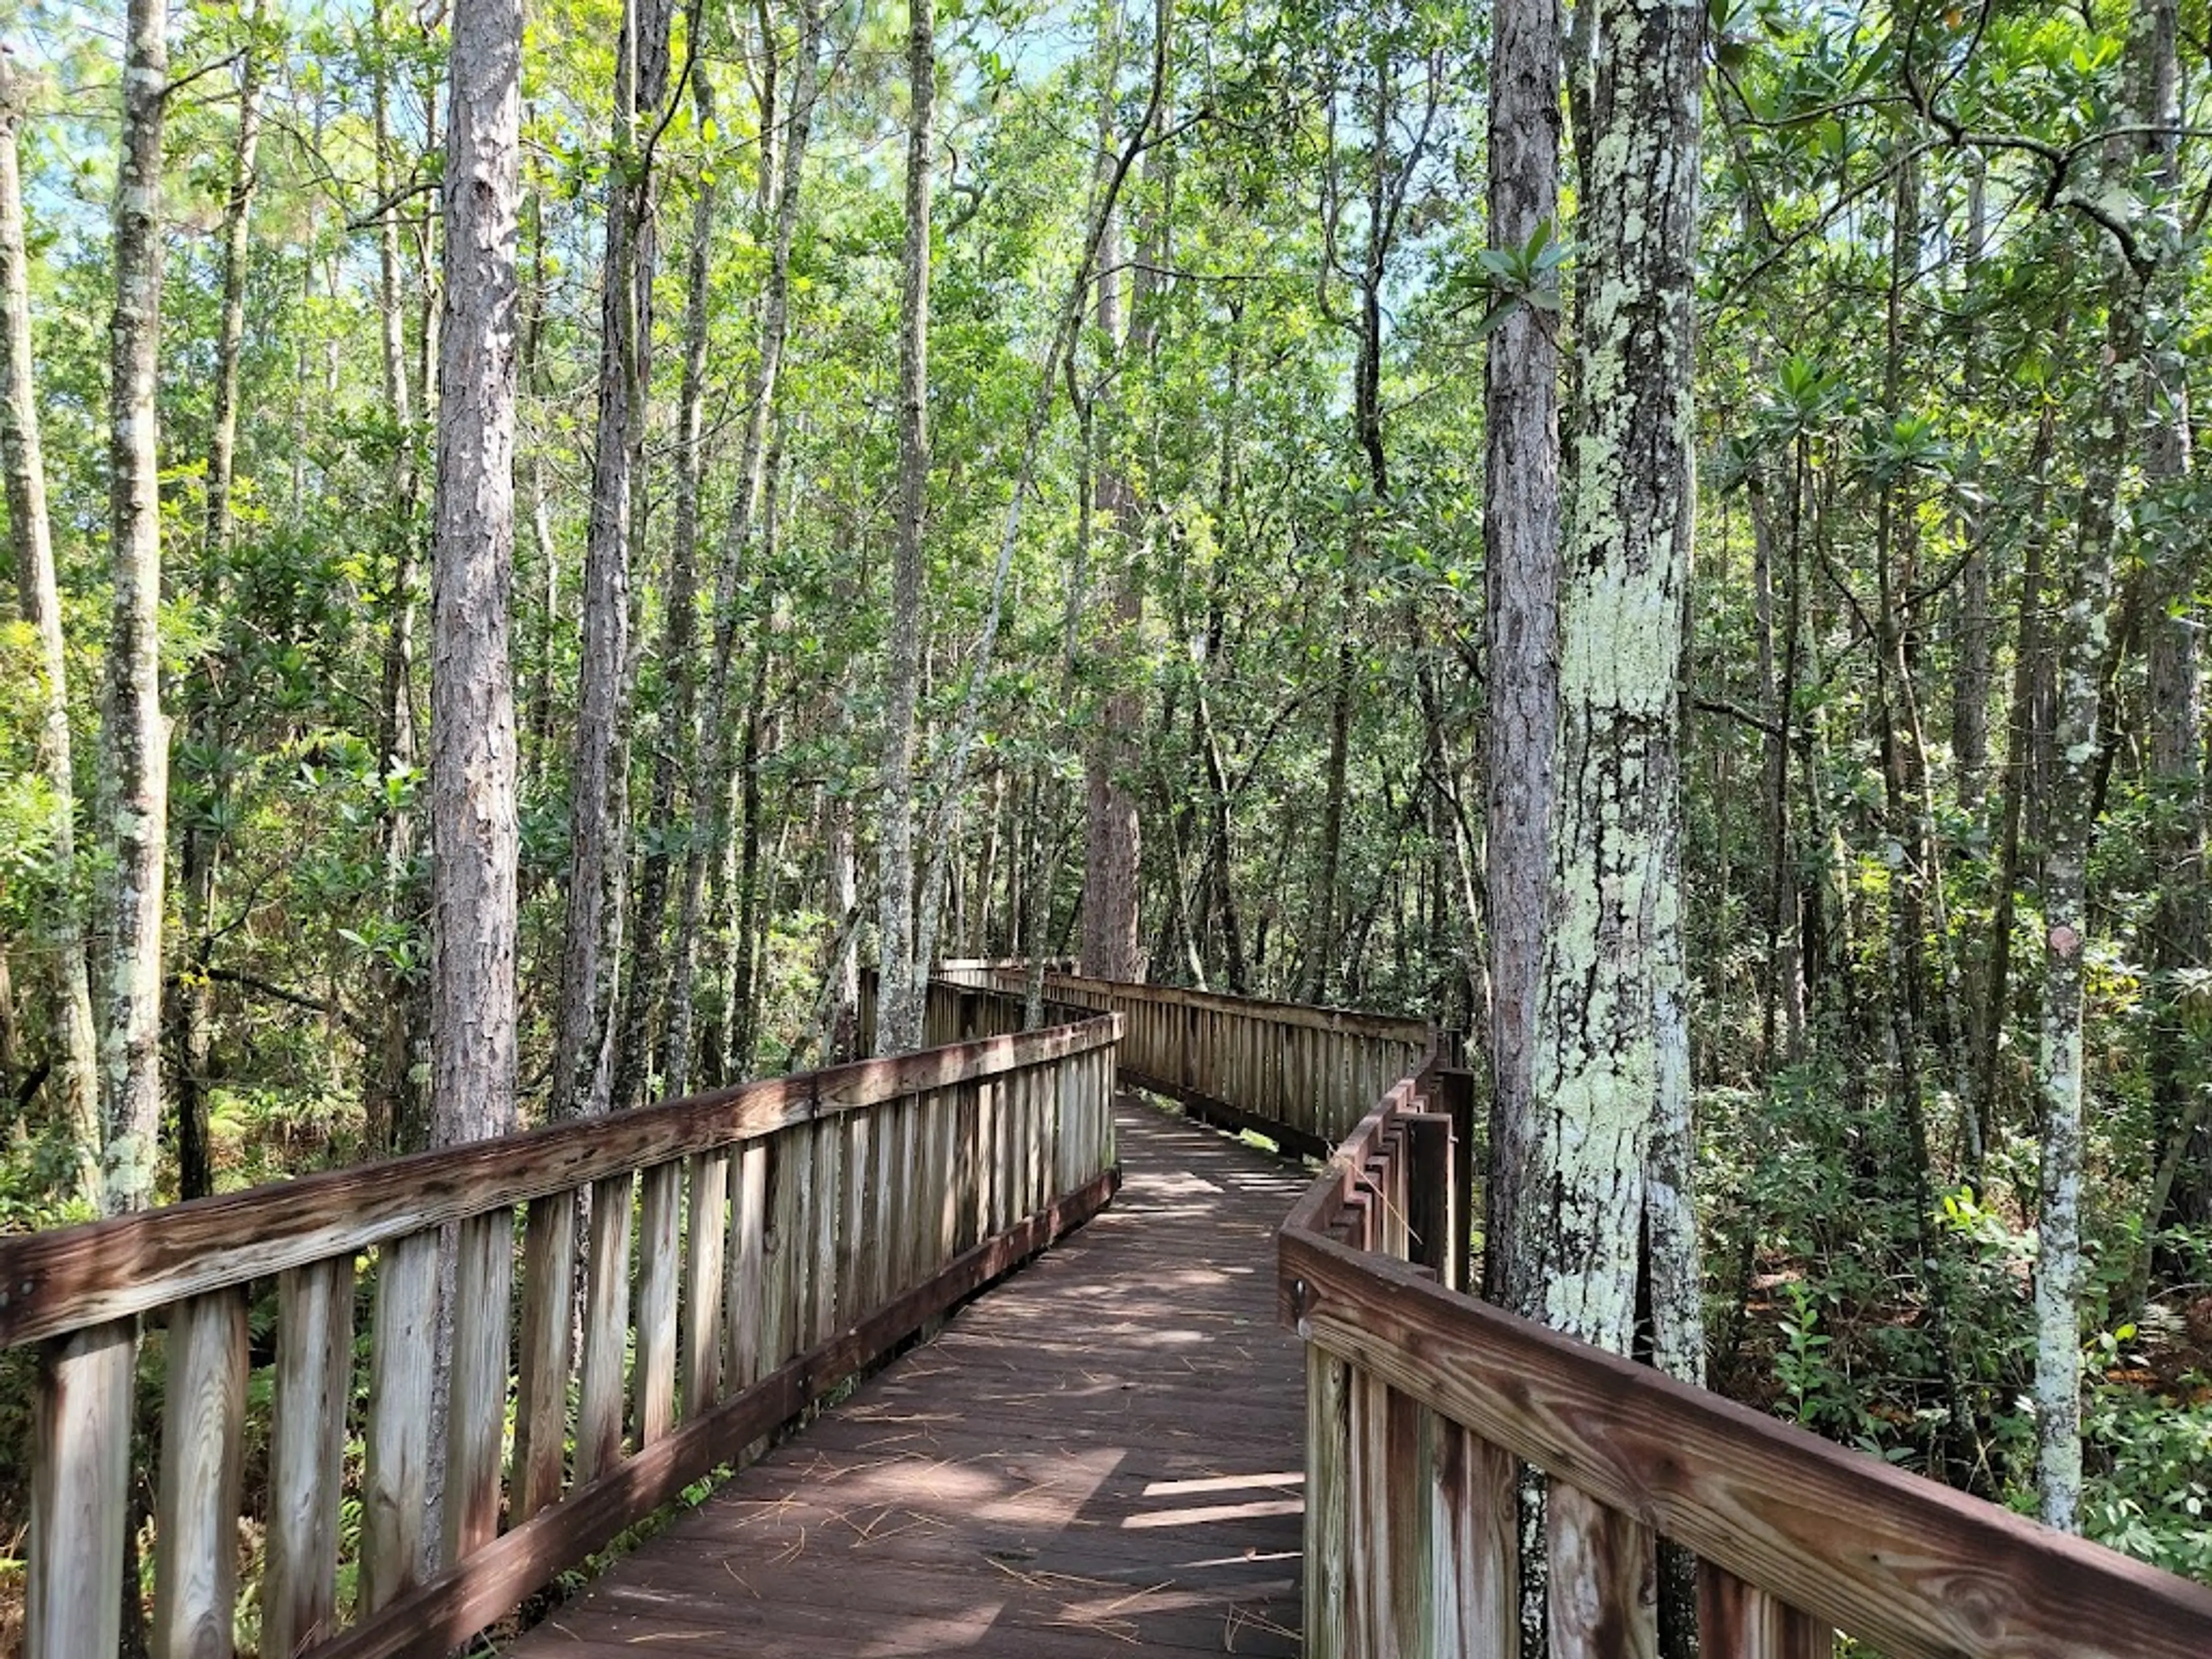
[1277,1067,2212,1659]
[950,966,1442,1157]
[2,1016,1120,1659]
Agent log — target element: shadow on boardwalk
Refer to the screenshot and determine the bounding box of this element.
[508,1100,1309,1656]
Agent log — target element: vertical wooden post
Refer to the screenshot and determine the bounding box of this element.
[634,1160,683,1446]
[726,1140,770,1389]
[1548,1482,1658,1659]
[577,1169,634,1482]
[513,1189,577,1521]
[1698,1562,1831,1658]
[1304,1344,1351,1659]
[838,1108,870,1325]
[810,1116,841,1344]
[683,1150,732,1416]
[363,1228,438,1612]
[442,1209,514,1565]
[26,1319,133,1659]
[153,1291,247,1659]
[1434,1422,1519,1656]
[1405,1113,1455,1287]
[1433,1066,1478,1291]
[266,1255,355,1656]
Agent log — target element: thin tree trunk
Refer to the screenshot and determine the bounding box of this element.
[99,0,172,1215]
[1480,0,1562,1303]
[175,24,266,1203]
[618,42,717,1112]
[671,0,822,1087]
[2035,227,2146,1544]
[553,0,677,1120]
[875,0,936,1055]
[0,54,99,1200]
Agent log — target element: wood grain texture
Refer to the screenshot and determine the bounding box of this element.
[577,1171,632,1483]
[1549,1479,1658,1659]
[153,1290,246,1659]
[362,1228,438,1613]
[1304,1344,1351,1659]
[1279,1221,2212,1658]
[265,1256,354,1658]
[1433,1419,1519,1658]
[683,1150,730,1417]
[443,1209,514,1565]
[513,1190,578,1521]
[26,1317,132,1659]
[0,1015,1119,1349]
[725,1141,768,1391]
[1699,1562,1834,1658]
[634,1160,682,1447]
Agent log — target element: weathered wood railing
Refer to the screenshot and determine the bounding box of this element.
[1278,1068,2212,1658]
[2,1016,1120,1659]
[950,965,1441,1157]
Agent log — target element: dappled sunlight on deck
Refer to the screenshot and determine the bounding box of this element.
[505,1103,1306,1657]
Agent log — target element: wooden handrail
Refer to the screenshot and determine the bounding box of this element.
[12,1013,1124,1659]
[0,1016,1115,1350]
[1278,1066,2212,1659]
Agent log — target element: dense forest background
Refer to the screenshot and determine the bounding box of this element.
[2,0,2209,1596]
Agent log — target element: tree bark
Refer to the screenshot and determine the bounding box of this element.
[1513,0,1702,1357]
[1479,0,1562,1302]
[99,0,172,1215]
[430,0,524,1148]
[875,0,935,1055]
[0,55,100,1202]
[553,0,677,1120]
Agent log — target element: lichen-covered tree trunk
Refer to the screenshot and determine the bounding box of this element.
[2035,2,2164,1531]
[429,0,524,1149]
[0,54,99,1202]
[99,0,172,1215]
[1517,0,1703,1630]
[1479,0,1561,1306]
[874,0,934,1056]
[553,0,677,1120]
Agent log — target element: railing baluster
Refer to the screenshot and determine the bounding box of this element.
[726,1140,770,1389]
[444,1208,514,1563]
[634,1160,682,1446]
[1305,1345,1352,1659]
[266,1255,355,1656]
[683,1150,731,1416]
[514,1189,577,1522]
[1699,1561,1833,1658]
[1434,1421,1520,1656]
[838,1108,869,1324]
[577,1170,634,1481]
[363,1227,438,1614]
[1548,1480,1659,1659]
[809,1116,840,1344]
[153,1288,247,1659]
[27,1317,133,1659]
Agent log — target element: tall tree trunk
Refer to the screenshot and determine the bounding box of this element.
[618,44,717,1112]
[176,23,266,1202]
[1951,156,1993,815]
[430,0,524,1147]
[875,0,935,1055]
[99,0,172,1215]
[2034,215,2149,1546]
[0,54,100,1200]
[2135,0,2205,1243]
[671,0,822,1087]
[1479,0,1562,1301]
[553,0,677,1120]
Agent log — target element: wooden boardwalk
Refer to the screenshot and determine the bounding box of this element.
[508,1100,1310,1657]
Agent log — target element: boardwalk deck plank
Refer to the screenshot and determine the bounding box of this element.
[507,1101,1308,1658]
